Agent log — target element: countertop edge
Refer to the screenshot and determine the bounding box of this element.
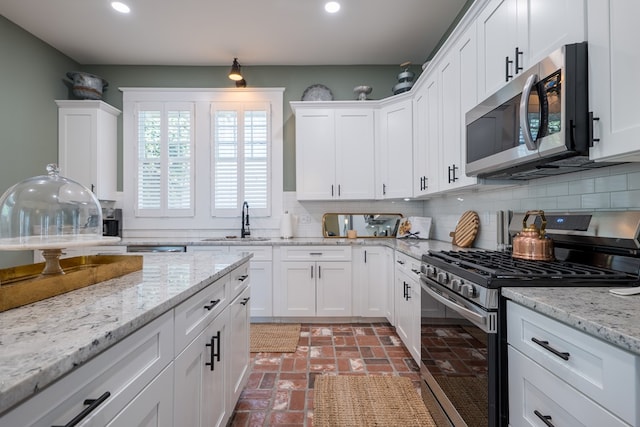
[502,287,640,356]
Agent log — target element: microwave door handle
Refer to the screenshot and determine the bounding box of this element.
[520,73,539,151]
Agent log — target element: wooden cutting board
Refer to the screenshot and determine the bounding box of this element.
[449,211,480,248]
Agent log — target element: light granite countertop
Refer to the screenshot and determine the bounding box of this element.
[502,287,640,356]
[115,236,457,261]
[0,251,252,415]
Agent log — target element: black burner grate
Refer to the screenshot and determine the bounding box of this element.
[427,250,637,282]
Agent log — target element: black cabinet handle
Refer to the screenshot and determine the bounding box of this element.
[406,283,411,300]
[531,337,570,360]
[505,56,513,81]
[311,265,314,279]
[52,391,111,427]
[318,265,322,279]
[364,250,367,263]
[206,331,221,371]
[589,112,600,145]
[515,47,524,74]
[450,164,458,182]
[403,282,408,300]
[331,185,334,196]
[382,183,386,195]
[240,297,250,306]
[338,184,341,196]
[204,299,221,311]
[397,260,405,265]
[238,274,248,281]
[534,410,555,427]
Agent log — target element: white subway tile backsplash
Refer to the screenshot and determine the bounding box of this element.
[546,182,569,197]
[629,172,640,190]
[611,190,640,208]
[594,174,627,193]
[581,192,611,209]
[568,178,594,195]
[556,195,582,210]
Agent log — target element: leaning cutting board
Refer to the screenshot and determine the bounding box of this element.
[449,211,480,248]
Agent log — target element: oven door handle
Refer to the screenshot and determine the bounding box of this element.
[421,281,495,333]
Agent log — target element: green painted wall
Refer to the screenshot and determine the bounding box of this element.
[0,16,78,268]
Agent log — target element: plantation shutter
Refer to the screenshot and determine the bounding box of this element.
[135,102,194,217]
[212,103,270,217]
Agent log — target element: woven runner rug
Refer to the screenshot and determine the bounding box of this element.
[249,323,301,353]
[314,375,437,427]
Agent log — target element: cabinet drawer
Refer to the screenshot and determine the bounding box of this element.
[507,301,638,425]
[174,276,227,353]
[1,311,173,427]
[227,263,250,301]
[280,246,351,261]
[395,252,421,276]
[508,346,628,427]
[229,245,272,261]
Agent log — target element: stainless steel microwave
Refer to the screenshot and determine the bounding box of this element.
[465,42,610,180]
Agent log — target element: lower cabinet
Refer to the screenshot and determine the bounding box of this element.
[274,246,352,317]
[507,301,638,426]
[227,285,251,411]
[352,246,393,318]
[394,253,421,364]
[174,310,229,427]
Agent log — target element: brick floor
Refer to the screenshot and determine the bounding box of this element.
[229,323,421,427]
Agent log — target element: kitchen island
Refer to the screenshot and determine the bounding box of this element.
[0,251,252,422]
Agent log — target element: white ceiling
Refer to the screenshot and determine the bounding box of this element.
[1,0,468,67]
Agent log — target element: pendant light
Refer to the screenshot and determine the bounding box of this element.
[228,58,243,81]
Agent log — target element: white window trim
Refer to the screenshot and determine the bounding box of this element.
[121,88,284,234]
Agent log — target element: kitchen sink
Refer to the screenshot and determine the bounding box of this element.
[201,237,270,242]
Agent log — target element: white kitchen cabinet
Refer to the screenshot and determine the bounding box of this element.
[394,252,421,364]
[292,103,375,200]
[275,246,352,317]
[352,246,392,318]
[0,311,174,427]
[507,301,638,426]
[477,0,585,101]
[229,246,272,317]
[174,309,228,427]
[56,100,120,201]
[227,285,251,413]
[588,0,640,162]
[107,364,174,427]
[377,97,414,199]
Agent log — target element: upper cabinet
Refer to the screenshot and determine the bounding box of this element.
[588,0,640,162]
[56,100,121,201]
[292,103,375,200]
[377,97,414,199]
[477,0,586,101]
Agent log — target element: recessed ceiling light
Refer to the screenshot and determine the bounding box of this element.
[111,1,131,13]
[325,1,340,13]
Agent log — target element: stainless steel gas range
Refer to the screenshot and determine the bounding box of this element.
[419,211,640,427]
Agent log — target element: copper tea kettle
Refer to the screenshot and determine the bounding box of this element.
[512,210,554,261]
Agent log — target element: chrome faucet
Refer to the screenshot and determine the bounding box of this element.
[241,201,251,238]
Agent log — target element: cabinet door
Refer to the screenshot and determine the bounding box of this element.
[379,99,413,199]
[174,311,228,427]
[439,52,461,191]
[106,364,173,427]
[295,109,336,200]
[57,100,120,201]
[394,269,411,346]
[246,260,272,317]
[335,109,375,199]
[407,274,421,364]
[316,261,352,316]
[276,261,316,316]
[519,0,586,67]
[412,84,430,197]
[588,0,640,161]
[227,285,251,412]
[477,0,519,100]
[425,75,441,194]
[353,247,389,317]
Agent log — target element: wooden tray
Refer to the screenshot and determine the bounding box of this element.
[0,255,143,312]
[449,211,480,248]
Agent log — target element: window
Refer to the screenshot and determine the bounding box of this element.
[135,102,195,217]
[122,88,283,231]
[212,103,270,217]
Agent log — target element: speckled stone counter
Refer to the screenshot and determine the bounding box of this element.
[0,251,251,415]
[502,287,640,356]
[116,236,457,261]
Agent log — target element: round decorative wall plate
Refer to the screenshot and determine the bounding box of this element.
[301,84,334,101]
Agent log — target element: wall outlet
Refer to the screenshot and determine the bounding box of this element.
[298,215,312,224]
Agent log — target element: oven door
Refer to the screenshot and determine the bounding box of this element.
[420,277,499,427]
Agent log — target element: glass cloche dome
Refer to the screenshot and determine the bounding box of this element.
[0,164,119,274]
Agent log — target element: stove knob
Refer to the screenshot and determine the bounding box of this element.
[451,278,463,292]
[436,271,450,284]
[461,283,477,298]
[422,265,437,278]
